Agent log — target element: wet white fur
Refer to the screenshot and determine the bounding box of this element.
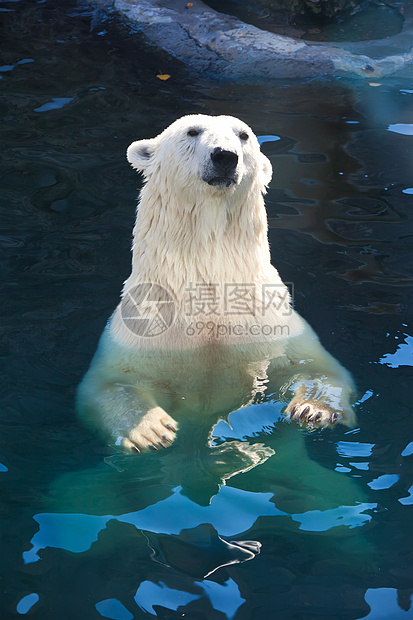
[78,115,356,451]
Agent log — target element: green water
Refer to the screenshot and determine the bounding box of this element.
[0,1,412,618]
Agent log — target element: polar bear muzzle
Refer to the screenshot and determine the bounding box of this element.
[203,147,239,187]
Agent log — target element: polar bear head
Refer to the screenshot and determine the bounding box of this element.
[126,114,272,195]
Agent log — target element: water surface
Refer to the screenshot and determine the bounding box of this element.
[1,1,412,618]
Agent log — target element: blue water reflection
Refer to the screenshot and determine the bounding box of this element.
[34,97,74,113]
[401,442,413,457]
[398,486,413,506]
[135,578,245,619]
[24,486,286,563]
[135,582,200,616]
[387,123,413,135]
[379,334,413,368]
[336,441,375,458]
[95,598,133,620]
[361,588,412,619]
[257,135,281,146]
[291,503,376,531]
[368,474,400,490]
[16,593,39,615]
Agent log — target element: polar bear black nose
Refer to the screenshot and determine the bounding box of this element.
[210,147,238,171]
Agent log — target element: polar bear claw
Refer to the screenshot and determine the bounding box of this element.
[121,407,178,452]
[285,400,339,428]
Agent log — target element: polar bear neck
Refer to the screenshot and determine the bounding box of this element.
[124,177,276,298]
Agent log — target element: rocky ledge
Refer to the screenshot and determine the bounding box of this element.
[95,0,413,79]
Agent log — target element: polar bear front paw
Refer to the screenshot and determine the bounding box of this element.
[120,406,178,453]
[285,400,340,428]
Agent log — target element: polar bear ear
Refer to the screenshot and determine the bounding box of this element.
[127,139,157,172]
[260,153,273,187]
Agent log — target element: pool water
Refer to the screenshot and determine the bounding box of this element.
[205,0,405,42]
[1,1,412,618]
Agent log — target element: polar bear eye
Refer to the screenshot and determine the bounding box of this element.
[187,128,200,137]
[239,132,249,142]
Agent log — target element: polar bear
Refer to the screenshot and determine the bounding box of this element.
[77,114,356,453]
